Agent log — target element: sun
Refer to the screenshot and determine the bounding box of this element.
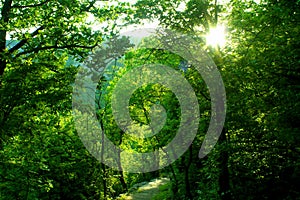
[205,25,226,48]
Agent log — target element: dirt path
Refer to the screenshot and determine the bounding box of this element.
[117,178,170,200]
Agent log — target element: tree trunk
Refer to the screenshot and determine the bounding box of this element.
[218,129,230,200]
[184,145,193,199]
[99,113,108,199]
[117,140,127,192]
[0,0,13,76]
[101,164,108,199]
[119,172,127,192]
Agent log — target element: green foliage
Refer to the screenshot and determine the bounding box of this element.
[152,182,173,200]
[1,0,299,199]
[222,0,300,199]
[0,0,133,199]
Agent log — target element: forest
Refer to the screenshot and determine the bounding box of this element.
[0,0,299,199]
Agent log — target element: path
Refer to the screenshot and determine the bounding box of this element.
[117,178,170,200]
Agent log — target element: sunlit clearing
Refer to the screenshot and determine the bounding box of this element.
[205,25,226,47]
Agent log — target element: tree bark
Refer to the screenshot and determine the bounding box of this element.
[0,0,13,76]
[218,129,231,200]
[117,137,127,192]
[183,145,193,199]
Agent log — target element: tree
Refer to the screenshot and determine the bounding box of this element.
[130,0,300,199]
[2,0,299,199]
[0,0,132,199]
[223,0,300,199]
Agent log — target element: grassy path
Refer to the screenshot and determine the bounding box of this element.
[117,178,170,200]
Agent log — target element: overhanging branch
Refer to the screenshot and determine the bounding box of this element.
[9,26,44,53]
[15,42,99,57]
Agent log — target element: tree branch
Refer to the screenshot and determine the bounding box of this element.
[215,0,218,24]
[0,0,13,22]
[8,26,44,53]
[199,90,210,101]
[15,42,99,57]
[81,0,97,12]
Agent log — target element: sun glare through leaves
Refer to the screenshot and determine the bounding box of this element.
[205,25,226,48]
